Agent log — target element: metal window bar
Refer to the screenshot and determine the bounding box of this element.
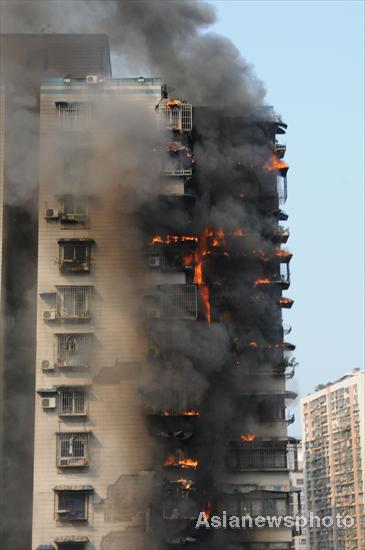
[56,287,92,319]
[159,284,197,319]
[159,103,192,131]
[57,334,91,367]
[57,491,86,520]
[59,433,88,459]
[59,390,86,415]
[57,104,93,130]
[60,244,90,272]
[237,448,287,469]
[277,175,288,204]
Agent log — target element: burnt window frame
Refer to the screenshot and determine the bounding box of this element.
[59,240,92,273]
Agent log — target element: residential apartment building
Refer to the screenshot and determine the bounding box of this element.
[289,440,307,550]
[301,369,365,550]
[32,73,297,550]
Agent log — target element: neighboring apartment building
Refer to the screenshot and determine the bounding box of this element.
[301,369,365,550]
[0,34,111,550]
[289,440,307,550]
[32,73,297,550]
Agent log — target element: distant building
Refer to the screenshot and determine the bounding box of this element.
[289,440,307,550]
[301,369,365,550]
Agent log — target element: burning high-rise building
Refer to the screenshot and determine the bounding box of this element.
[29,70,298,550]
[0,3,299,550]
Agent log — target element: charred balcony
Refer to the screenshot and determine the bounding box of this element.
[147,237,197,274]
[226,440,296,472]
[58,239,94,274]
[278,296,294,309]
[158,98,193,132]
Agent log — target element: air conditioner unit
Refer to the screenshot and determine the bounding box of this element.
[42,397,56,409]
[86,74,98,84]
[45,208,59,220]
[43,310,57,321]
[41,360,54,371]
[148,256,161,268]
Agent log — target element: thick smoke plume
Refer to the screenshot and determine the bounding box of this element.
[1,2,293,549]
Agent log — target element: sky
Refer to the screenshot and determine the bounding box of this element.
[207,0,364,434]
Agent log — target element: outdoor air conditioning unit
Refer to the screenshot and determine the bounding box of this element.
[42,397,57,409]
[43,310,57,321]
[45,208,59,220]
[148,256,161,268]
[86,74,98,84]
[41,360,54,371]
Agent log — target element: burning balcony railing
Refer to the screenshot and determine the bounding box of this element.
[164,451,199,471]
[278,296,294,309]
[159,99,192,132]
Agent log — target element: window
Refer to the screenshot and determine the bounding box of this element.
[56,287,92,319]
[57,433,89,467]
[59,241,92,273]
[56,333,92,367]
[56,491,89,521]
[59,388,87,416]
[60,196,88,225]
[159,284,197,319]
[56,101,94,130]
[64,152,89,185]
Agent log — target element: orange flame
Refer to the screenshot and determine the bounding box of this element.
[164,454,198,469]
[274,248,290,258]
[249,341,258,348]
[194,228,211,323]
[252,249,269,262]
[161,409,199,417]
[265,154,289,172]
[253,278,271,288]
[202,500,212,521]
[278,297,293,305]
[240,433,256,442]
[149,234,198,245]
[176,478,194,490]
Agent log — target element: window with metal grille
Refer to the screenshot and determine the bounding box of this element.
[228,447,287,470]
[59,242,91,273]
[159,284,197,319]
[57,433,89,467]
[56,491,88,520]
[56,287,92,319]
[61,196,88,225]
[59,389,87,416]
[56,101,94,130]
[159,103,192,131]
[56,334,92,367]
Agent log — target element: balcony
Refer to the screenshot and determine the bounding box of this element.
[159,99,192,132]
[55,101,94,131]
[274,143,287,158]
[278,296,294,309]
[277,175,288,204]
[226,441,293,471]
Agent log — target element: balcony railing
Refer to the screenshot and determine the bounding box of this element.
[159,101,192,132]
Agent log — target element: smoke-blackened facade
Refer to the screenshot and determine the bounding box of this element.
[31,73,298,550]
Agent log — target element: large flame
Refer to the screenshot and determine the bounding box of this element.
[164,454,199,469]
[176,478,194,490]
[149,234,198,245]
[161,409,199,417]
[194,228,211,323]
[274,248,291,258]
[265,154,289,172]
[278,297,293,306]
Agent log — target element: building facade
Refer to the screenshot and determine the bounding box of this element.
[301,369,365,550]
[289,441,307,550]
[31,73,297,550]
